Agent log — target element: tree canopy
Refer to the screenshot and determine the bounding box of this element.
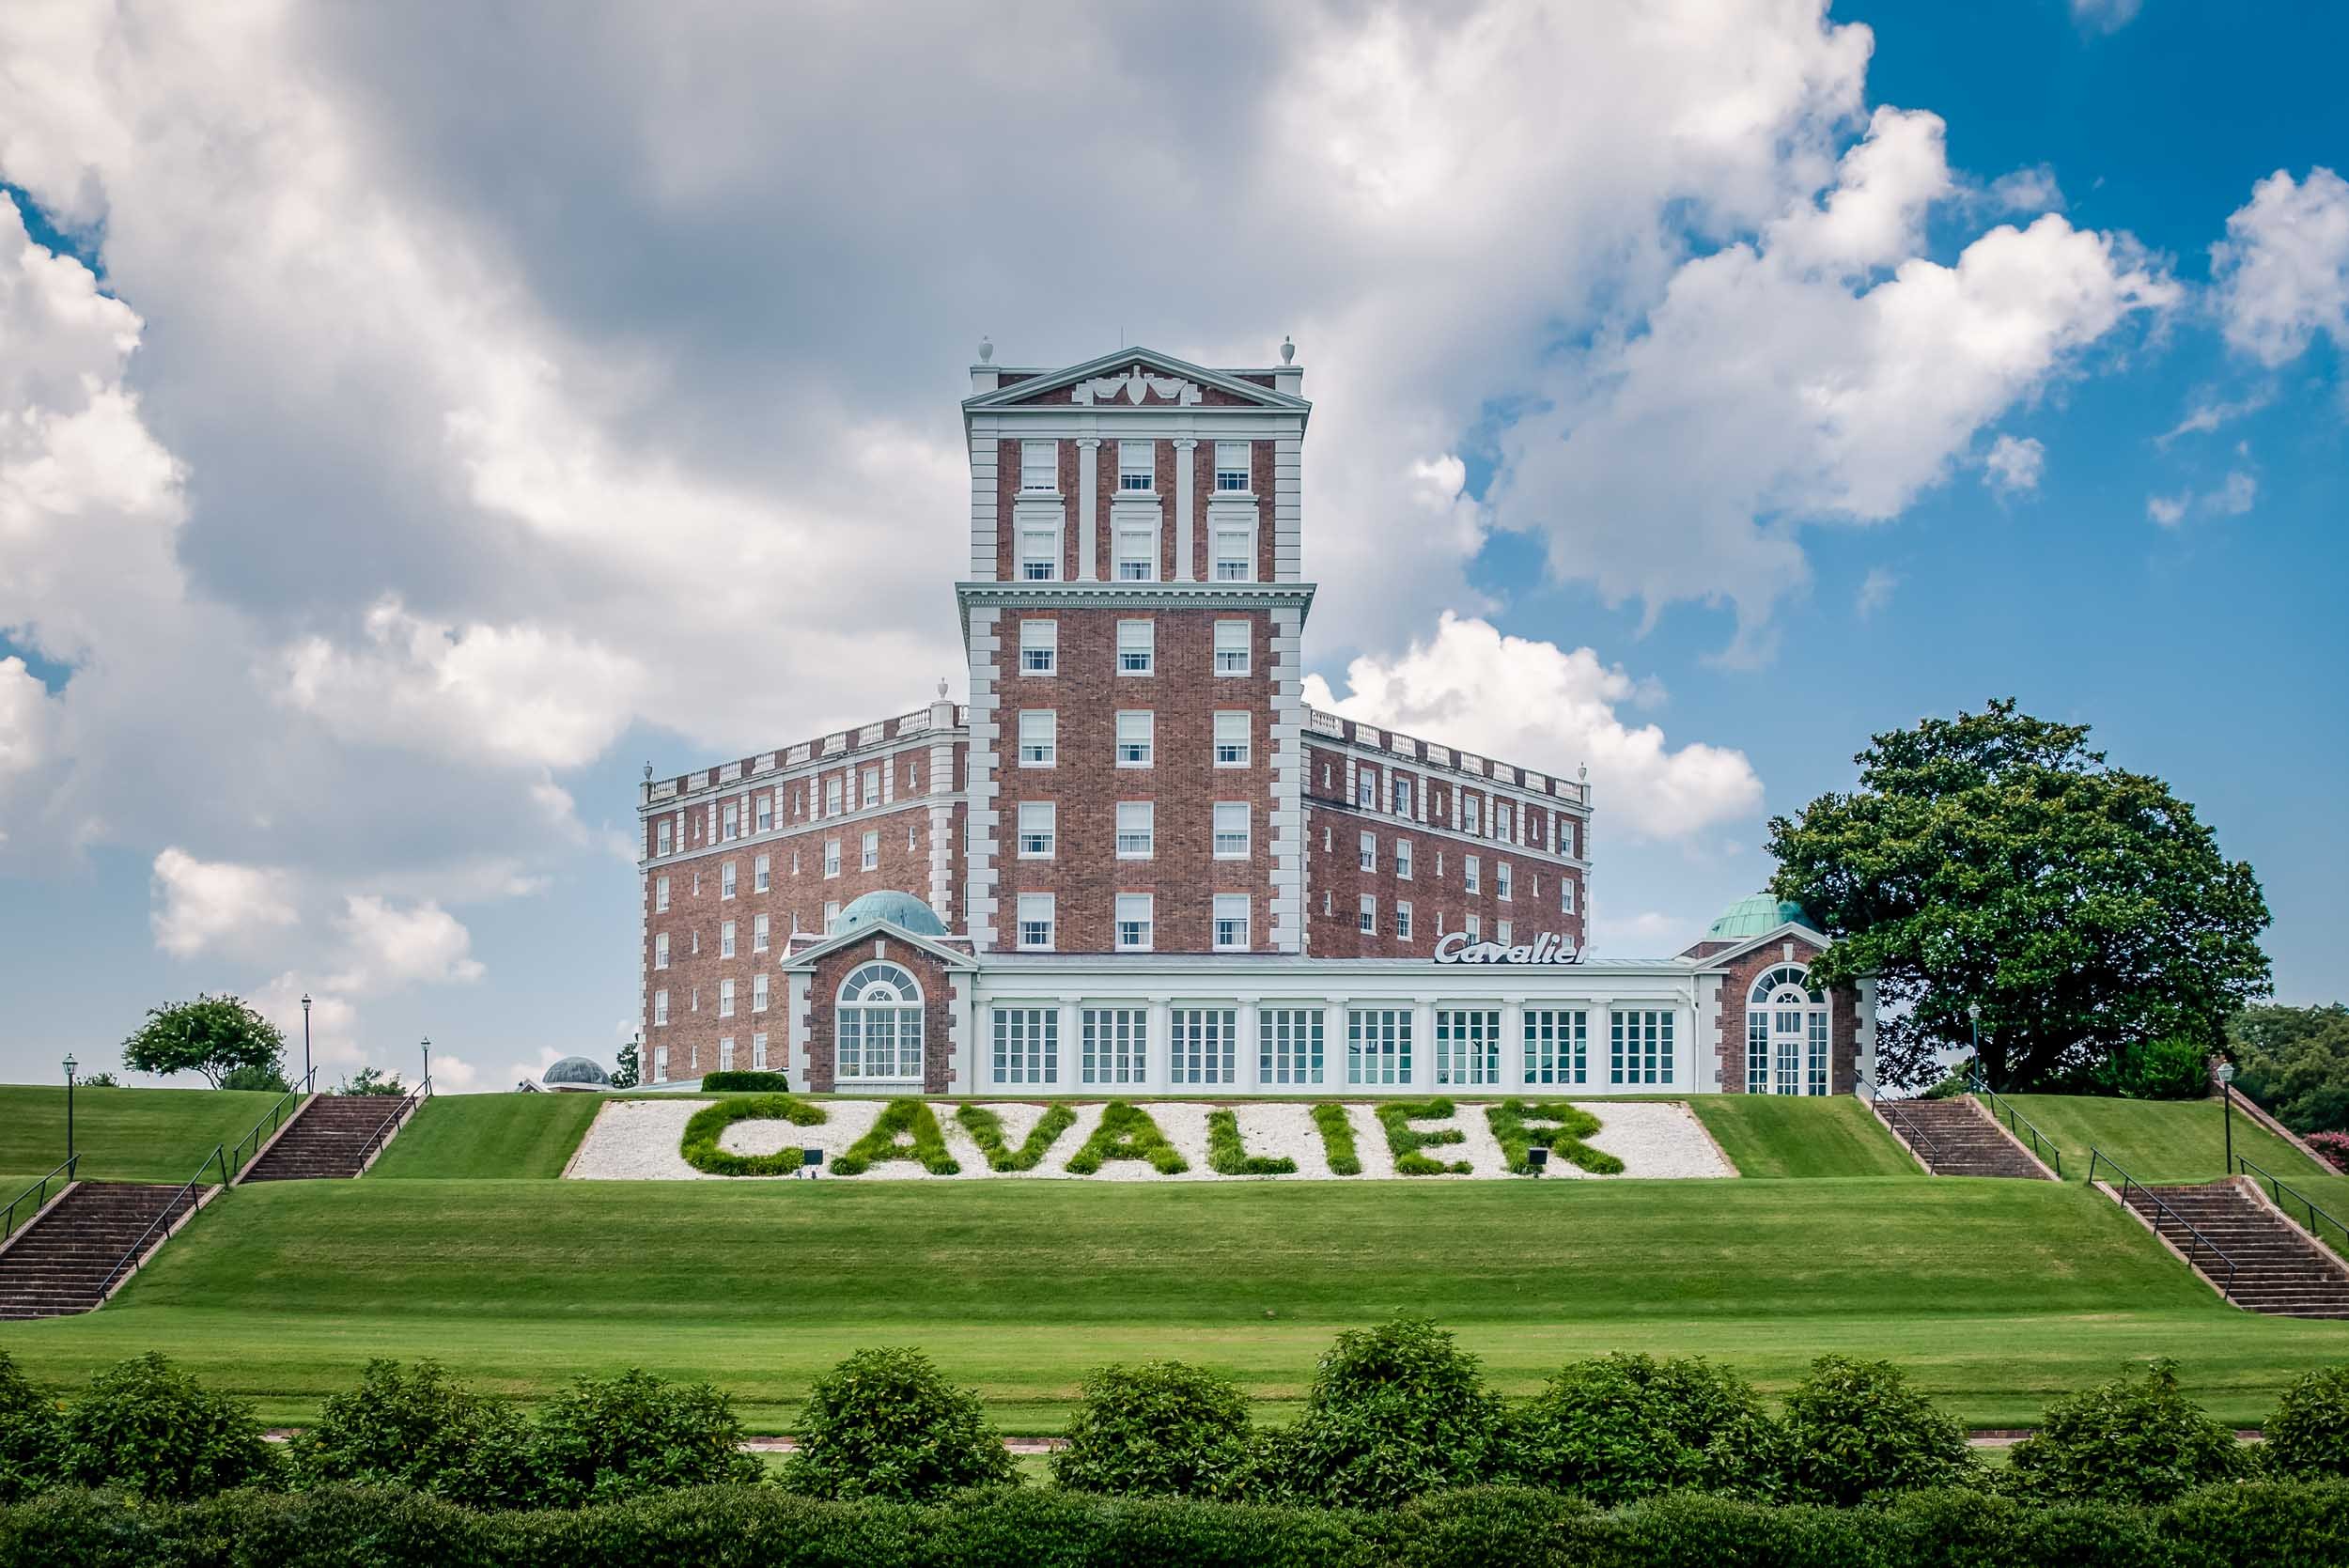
[120,994,288,1088]
[2230,1003,2349,1134]
[1768,700,2270,1090]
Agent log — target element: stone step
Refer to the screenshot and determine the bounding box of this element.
[0,1180,210,1320]
[2113,1180,2349,1318]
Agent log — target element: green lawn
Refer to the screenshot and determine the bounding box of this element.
[368,1094,602,1180]
[5,1174,2343,1431]
[0,1084,288,1193]
[1993,1094,2329,1185]
[1688,1094,1920,1177]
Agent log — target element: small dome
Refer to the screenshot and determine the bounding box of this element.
[1704,893,1816,939]
[835,890,948,938]
[542,1055,612,1090]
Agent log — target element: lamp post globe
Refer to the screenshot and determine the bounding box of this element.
[2217,1059,2236,1171]
[300,993,313,1091]
[1967,1001,1982,1088]
[62,1053,77,1162]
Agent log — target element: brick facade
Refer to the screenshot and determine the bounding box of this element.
[1708,934,1862,1094]
[801,937,964,1094]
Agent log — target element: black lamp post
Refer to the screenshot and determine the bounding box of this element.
[1967,1001,1983,1089]
[63,1053,76,1163]
[421,1037,431,1088]
[301,992,313,1091]
[2217,1060,2236,1172]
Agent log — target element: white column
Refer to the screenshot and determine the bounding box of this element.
[1147,997,1173,1094]
[1057,999,1081,1097]
[1236,1000,1260,1094]
[1412,998,1437,1093]
[1173,438,1197,582]
[1501,998,1526,1089]
[1076,438,1100,581]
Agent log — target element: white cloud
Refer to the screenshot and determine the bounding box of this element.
[2209,470,2258,516]
[1592,908,1696,956]
[1989,164,2066,214]
[2071,0,2144,34]
[1855,567,1900,618]
[148,847,298,958]
[1983,434,2046,493]
[1302,613,1763,843]
[2158,388,2273,442]
[2212,167,2349,365]
[2146,493,2189,527]
[0,658,54,788]
[328,894,486,994]
[2148,471,2256,528]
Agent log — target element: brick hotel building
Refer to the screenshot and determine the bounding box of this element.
[634,344,1876,1097]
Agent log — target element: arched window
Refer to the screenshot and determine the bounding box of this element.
[1745,964,1830,1096]
[836,962,924,1082]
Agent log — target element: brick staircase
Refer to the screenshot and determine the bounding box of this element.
[241,1094,416,1182]
[0,1181,210,1320]
[2115,1179,2349,1318]
[1875,1094,2053,1179]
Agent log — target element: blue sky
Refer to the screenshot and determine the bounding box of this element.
[0,0,2341,1092]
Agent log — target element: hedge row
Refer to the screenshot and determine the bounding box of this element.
[7,1481,2349,1567]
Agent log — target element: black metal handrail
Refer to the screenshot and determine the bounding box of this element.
[2234,1155,2349,1261]
[353,1076,433,1172]
[93,1143,230,1303]
[228,1068,318,1179]
[1967,1069,2065,1178]
[2087,1148,2240,1301]
[2,1156,78,1244]
[1859,1075,1941,1166]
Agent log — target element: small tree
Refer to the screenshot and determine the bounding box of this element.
[338,1065,406,1096]
[219,1063,292,1094]
[1506,1352,1783,1504]
[1252,1316,1505,1508]
[54,1353,278,1500]
[0,1351,57,1503]
[611,1039,642,1091]
[291,1358,532,1509]
[1780,1355,1978,1505]
[2261,1365,2349,1480]
[525,1369,761,1507]
[782,1347,1017,1501]
[2004,1359,2246,1504]
[120,995,288,1088]
[1051,1360,1254,1498]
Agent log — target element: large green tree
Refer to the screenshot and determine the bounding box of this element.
[2229,1003,2349,1134]
[1768,700,2270,1090]
[120,994,288,1088]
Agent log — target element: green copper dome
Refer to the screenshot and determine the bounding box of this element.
[1704,893,1815,939]
[836,890,949,938]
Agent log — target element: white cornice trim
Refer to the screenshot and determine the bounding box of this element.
[963,346,1311,415]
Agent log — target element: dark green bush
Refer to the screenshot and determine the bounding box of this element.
[1779,1354,1978,1505]
[677,1094,825,1176]
[1207,1109,1299,1175]
[0,1352,55,1504]
[2263,1364,2349,1480]
[781,1346,1018,1501]
[1504,1352,1782,1503]
[832,1097,959,1175]
[1252,1316,1504,1509]
[1064,1100,1188,1174]
[955,1102,1078,1171]
[701,1070,792,1093]
[218,1062,293,1093]
[1377,1100,1470,1175]
[1051,1360,1255,1498]
[1313,1103,1362,1175]
[290,1358,532,1508]
[53,1351,278,1500]
[2005,1358,2248,1504]
[525,1368,761,1507]
[1484,1099,1624,1175]
[2093,1036,2215,1101]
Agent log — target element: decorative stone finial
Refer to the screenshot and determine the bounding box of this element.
[978,336,994,363]
[1578,763,1589,782]
[643,761,653,781]
[937,677,949,699]
[1280,334,1296,365]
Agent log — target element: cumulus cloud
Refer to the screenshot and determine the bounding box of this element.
[1989,164,2066,214]
[2071,0,2143,33]
[0,658,54,790]
[1301,613,1763,843]
[2212,167,2349,365]
[149,847,298,958]
[1983,434,2046,493]
[2148,471,2256,528]
[2146,493,2189,527]
[1855,567,1900,618]
[328,894,486,993]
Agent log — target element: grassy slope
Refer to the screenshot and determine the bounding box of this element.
[368,1094,602,1180]
[5,1175,2344,1430]
[1995,1094,2329,1184]
[1688,1095,1920,1177]
[0,1084,288,1190]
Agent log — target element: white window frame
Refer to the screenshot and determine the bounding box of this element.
[1115,710,1155,768]
[1395,839,1413,880]
[1396,901,1413,939]
[719,1037,736,1072]
[1211,524,1252,582]
[1170,1007,1237,1086]
[1019,439,1059,493]
[861,829,879,871]
[1465,855,1482,893]
[1017,800,1056,859]
[721,861,738,899]
[992,1005,1060,1086]
[1498,862,1513,901]
[1497,919,1513,946]
[752,1032,769,1071]
[753,972,770,1013]
[1359,831,1377,872]
[1212,801,1250,860]
[1213,440,1251,493]
[1213,893,1251,951]
[1115,801,1155,860]
[1359,893,1377,934]
[1114,524,1158,582]
[1213,711,1251,768]
[1117,438,1156,492]
[1212,619,1251,675]
[1020,619,1058,675]
[1347,1007,1411,1086]
[838,961,926,1083]
[653,989,670,1027]
[654,932,670,970]
[718,978,736,1018]
[1117,618,1155,675]
[1436,1008,1501,1087]
[824,839,841,878]
[823,900,840,933]
[1525,1009,1588,1086]
[720,920,736,958]
[1019,710,1057,768]
[1019,527,1058,582]
[655,875,669,911]
[754,854,770,893]
[1115,893,1155,952]
[754,913,770,953]
[1082,1006,1149,1086]
[1562,878,1576,914]
[1258,1006,1325,1085]
[1017,893,1056,952]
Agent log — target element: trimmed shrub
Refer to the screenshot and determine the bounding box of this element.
[1484,1099,1625,1176]
[1377,1100,1470,1176]
[1052,1360,1256,1498]
[1252,1317,1505,1509]
[0,1352,55,1504]
[2309,1130,2349,1172]
[2263,1364,2349,1480]
[832,1098,959,1176]
[677,1094,825,1176]
[955,1102,1077,1172]
[2094,1036,2215,1101]
[2005,1358,2248,1504]
[1780,1354,1979,1506]
[1313,1103,1362,1175]
[219,1062,293,1093]
[1207,1109,1299,1175]
[54,1352,278,1500]
[1504,1352,1782,1503]
[781,1346,1018,1501]
[290,1358,532,1509]
[1065,1100,1189,1175]
[526,1369,761,1507]
[701,1070,792,1093]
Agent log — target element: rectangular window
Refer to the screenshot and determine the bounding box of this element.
[1213,711,1250,767]
[655,875,669,911]
[1212,619,1250,675]
[1115,893,1154,952]
[1395,839,1413,880]
[1358,772,1377,809]
[718,978,736,1018]
[1747,1009,1771,1095]
[992,1005,1059,1085]
[1562,878,1576,914]
[1170,1008,1237,1086]
[1358,893,1377,933]
[1213,893,1251,951]
[1259,1007,1325,1085]
[1395,901,1413,939]
[1114,526,1156,581]
[1347,1007,1411,1086]
[1017,800,1056,858]
[753,973,770,1013]
[825,778,843,815]
[1212,527,1250,582]
[1392,776,1414,816]
[1498,862,1513,900]
[1463,795,1481,836]
[1359,831,1377,872]
[1465,914,1481,940]
[722,802,739,841]
[823,839,841,877]
[1082,1007,1148,1085]
[861,830,879,871]
[1019,710,1056,767]
[1019,528,1056,581]
[823,900,840,933]
[719,1037,735,1072]
[1610,1009,1675,1086]
[653,989,670,1026]
[1498,804,1515,844]
[1464,855,1481,893]
[752,1032,768,1071]
[1115,710,1155,767]
[654,932,670,970]
[1809,1010,1830,1096]
[720,920,736,958]
[1561,818,1576,858]
[1115,801,1155,860]
[1212,801,1250,859]
[655,820,673,857]
[1437,1009,1501,1086]
[1117,618,1155,675]
[721,862,738,899]
[653,1044,669,1079]
[1019,439,1058,492]
[754,854,770,893]
[1214,440,1250,492]
[1020,619,1057,675]
[1118,438,1155,491]
[756,795,773,833]
[862,768,879,808]
[839,994,926,1082]
[754,913,770,953]
[1017,893,1055,951]
[1526,1010,1588,1086]
[1496,919,1513,946]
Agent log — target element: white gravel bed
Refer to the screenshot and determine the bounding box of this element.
[565,1096,1732,1181]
